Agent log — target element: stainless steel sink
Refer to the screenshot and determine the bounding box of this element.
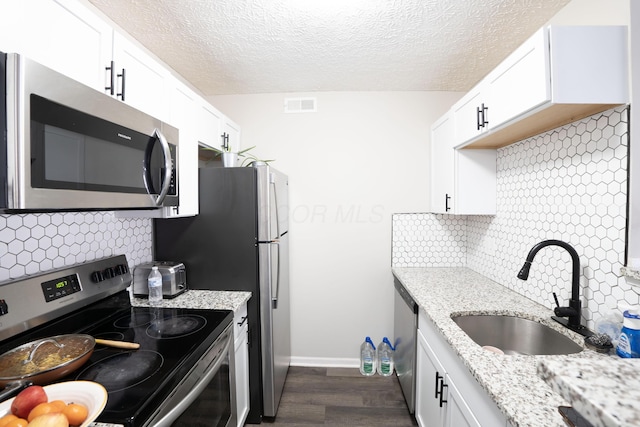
[451,315,583,355]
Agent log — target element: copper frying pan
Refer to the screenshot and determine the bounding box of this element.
[0,334,95,401]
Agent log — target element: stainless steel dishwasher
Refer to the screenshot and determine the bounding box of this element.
[393,278,418,414]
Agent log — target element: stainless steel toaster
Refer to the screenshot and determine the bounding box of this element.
[133,261,187,298]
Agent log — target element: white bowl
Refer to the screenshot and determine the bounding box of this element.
[0,381,107,427]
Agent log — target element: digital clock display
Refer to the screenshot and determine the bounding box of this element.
[41,274,81,302]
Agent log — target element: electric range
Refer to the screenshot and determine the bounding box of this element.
[0,255,234,427]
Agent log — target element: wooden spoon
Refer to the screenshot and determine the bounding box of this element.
[94,338,140,349]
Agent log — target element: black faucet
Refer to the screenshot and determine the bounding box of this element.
[517,239,592,336]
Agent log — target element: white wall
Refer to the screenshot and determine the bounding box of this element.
[210,92,461,365]
[547,0,629,26]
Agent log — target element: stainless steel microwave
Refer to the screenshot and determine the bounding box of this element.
[0,52,179,212]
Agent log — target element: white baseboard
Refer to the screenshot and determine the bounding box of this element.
[290,356,359,368]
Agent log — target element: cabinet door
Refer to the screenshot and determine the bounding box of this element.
[416,329,446,427]
[430,113,496,215]
[444,374,482,427]
[234,304,250,427]
[454,149,497,215]
[198,102,224,150]
[223,118,242,154]
[430,112,455,214]
[452,83,487,146]
[0,0,112,91]
[165,79,200,217]
[486,27,549,130]
[112,32,170,121]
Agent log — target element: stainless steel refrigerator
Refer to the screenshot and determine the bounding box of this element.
[153,164,291,423]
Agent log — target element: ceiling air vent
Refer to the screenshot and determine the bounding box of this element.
[284,97,317,113]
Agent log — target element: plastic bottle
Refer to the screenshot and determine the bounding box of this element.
[359,337,376,376]
[377,337,395,376]
[147,266,163,306]
[616,309,640,358]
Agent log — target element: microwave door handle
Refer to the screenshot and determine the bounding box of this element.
[143,128,172,205]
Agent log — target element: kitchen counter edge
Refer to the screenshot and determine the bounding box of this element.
[131,289,251,312]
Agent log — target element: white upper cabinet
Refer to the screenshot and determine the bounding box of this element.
[430,112,455,213]
[164,79,200,217]
[430,111,496,215]
[484,27,549,130]
[198,102,224,150]
[223,118,242,155]
[450,83,488,145]
[0,0,112,91]
[454,25,629,149]
[111,32,171,122]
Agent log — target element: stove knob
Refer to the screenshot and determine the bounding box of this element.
[91,270,105,283]
[104,267,115,279]
[115,264,129,275]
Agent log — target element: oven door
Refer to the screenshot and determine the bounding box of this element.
[146,324,237,427]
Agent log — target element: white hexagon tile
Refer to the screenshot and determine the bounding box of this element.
[392,106,639,330]
[0,212,152,283]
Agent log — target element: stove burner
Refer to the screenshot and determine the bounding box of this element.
[146,315,207,339]
[76,350,164,393]
[114,311,156,328]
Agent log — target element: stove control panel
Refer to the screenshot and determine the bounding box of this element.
[41,273,82,302]
[0,255,132,342]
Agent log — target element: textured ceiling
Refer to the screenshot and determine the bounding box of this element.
[87,0,571,96]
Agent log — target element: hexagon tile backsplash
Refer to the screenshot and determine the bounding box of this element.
[0,212,152,282]
[393,106,639,330]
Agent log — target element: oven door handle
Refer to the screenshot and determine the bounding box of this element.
[151,335,232,427]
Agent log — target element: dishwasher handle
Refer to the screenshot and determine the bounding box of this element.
[394,279,418,314]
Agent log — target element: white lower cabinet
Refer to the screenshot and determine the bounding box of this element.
[416,310,506,427]
[445,374,481,427]
[416,328,445,427]
[233,303,250,427]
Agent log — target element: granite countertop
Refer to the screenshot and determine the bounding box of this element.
[392,267,617,427]
[130,289,251,312]
[538,358,640,427]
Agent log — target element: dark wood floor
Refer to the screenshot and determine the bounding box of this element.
[262,366,418,427]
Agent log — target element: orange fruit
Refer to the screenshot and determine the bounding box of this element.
[62,404,88,426]
[3,418,27,427]
[49,401,67,412]
[27,403,57,422]
[0,414,18,427]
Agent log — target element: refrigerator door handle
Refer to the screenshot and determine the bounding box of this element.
[270,174,281,240]
[272,240,281,309]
